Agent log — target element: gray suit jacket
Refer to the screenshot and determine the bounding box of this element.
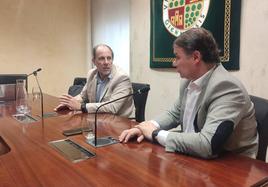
[155,64,258,159]
[78,65,134,117]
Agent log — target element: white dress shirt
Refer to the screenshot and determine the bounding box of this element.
[152,67,215,146]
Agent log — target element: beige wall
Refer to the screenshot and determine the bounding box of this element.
[130,0,268,119]
[0,0,89,96]
[232,1,268,97]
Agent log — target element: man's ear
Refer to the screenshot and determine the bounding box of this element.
[92,58,96,65]
[192,50,202,64]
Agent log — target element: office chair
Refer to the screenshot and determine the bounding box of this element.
[250,95,268,162]
[68,77,87,97]
[73,77,87,86]
[132,82,150,122]
[0,74,28,92]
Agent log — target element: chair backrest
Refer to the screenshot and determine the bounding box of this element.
[68,77,87,97]
[132,83,150,122]
[250,95,268,161]
[0,74,28,91]
[73,77,87,86]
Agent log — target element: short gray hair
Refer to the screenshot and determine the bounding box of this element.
[92,44,114,60]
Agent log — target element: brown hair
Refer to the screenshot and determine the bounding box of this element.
[173,28,220,63]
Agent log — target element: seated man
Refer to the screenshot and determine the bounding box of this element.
[55,44,134,117]
[119,28,258,159]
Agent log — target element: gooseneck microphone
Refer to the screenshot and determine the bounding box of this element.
[92,86,150,147]
[28,68,44,118]
[28,68,42,77]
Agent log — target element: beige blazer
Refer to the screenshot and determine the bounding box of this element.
[77,65,134,117]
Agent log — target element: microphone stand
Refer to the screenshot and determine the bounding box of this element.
[90,86,150,147]
[33,72,44,118]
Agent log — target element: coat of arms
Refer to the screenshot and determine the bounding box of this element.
[163,0,210,37]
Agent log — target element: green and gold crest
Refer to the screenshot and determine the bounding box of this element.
[163,0,210,36]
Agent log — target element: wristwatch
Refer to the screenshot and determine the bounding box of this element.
[80,103,87,113]
[152,129,161,143]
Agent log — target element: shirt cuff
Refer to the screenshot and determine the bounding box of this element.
[149,120,168,146]
[156,130,168,146]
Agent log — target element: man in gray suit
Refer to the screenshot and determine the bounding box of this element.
[119,28,258,159]
[55,44,134,117]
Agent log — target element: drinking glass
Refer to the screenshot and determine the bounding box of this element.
[16,79,30,115]
[82,116,95,141]
[32,87,41,101]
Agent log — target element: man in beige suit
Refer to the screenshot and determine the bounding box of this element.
[55,44,134,117]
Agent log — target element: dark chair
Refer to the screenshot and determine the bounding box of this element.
[68,77,87,97]
[132,82,150,122]
[73,77,87,86]
[250,95,268,162]
[0,74,28,92]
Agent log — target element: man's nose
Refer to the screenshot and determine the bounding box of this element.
[103,58,110,64]
[172,59,177,67]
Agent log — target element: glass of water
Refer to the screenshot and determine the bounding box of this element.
[82,115,95,141]
[32,87,41,101]
[16,79,30,115]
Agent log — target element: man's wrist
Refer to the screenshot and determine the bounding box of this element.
[152,129,161,143]
[80,103,87,113]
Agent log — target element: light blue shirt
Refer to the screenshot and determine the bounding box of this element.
[96,73,112,102]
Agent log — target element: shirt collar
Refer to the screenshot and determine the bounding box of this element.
[188,66,216,90]
[96,72,112,83]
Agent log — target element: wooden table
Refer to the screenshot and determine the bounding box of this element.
[0,94,268,187]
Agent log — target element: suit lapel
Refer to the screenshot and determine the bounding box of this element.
[88,74,97,102]
[193,89,205,131]
[195,64,219,130]
[180,87,188,130]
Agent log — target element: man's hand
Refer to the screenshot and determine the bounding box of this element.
[119,121,158,143]
[56,94,81,111]
[135,121,157,141]
[54,103,69,111]
[119,128,144,143]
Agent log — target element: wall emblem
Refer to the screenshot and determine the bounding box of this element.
[163,0,210,37]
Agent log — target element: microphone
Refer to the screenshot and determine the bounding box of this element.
[89,85,150,147]
[28,68,44,118]
[28,68,42,77]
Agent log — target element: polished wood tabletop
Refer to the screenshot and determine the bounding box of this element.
[0,94,268,187]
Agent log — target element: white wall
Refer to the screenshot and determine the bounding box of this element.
[130,0,268,120]
[91,0,130,74]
